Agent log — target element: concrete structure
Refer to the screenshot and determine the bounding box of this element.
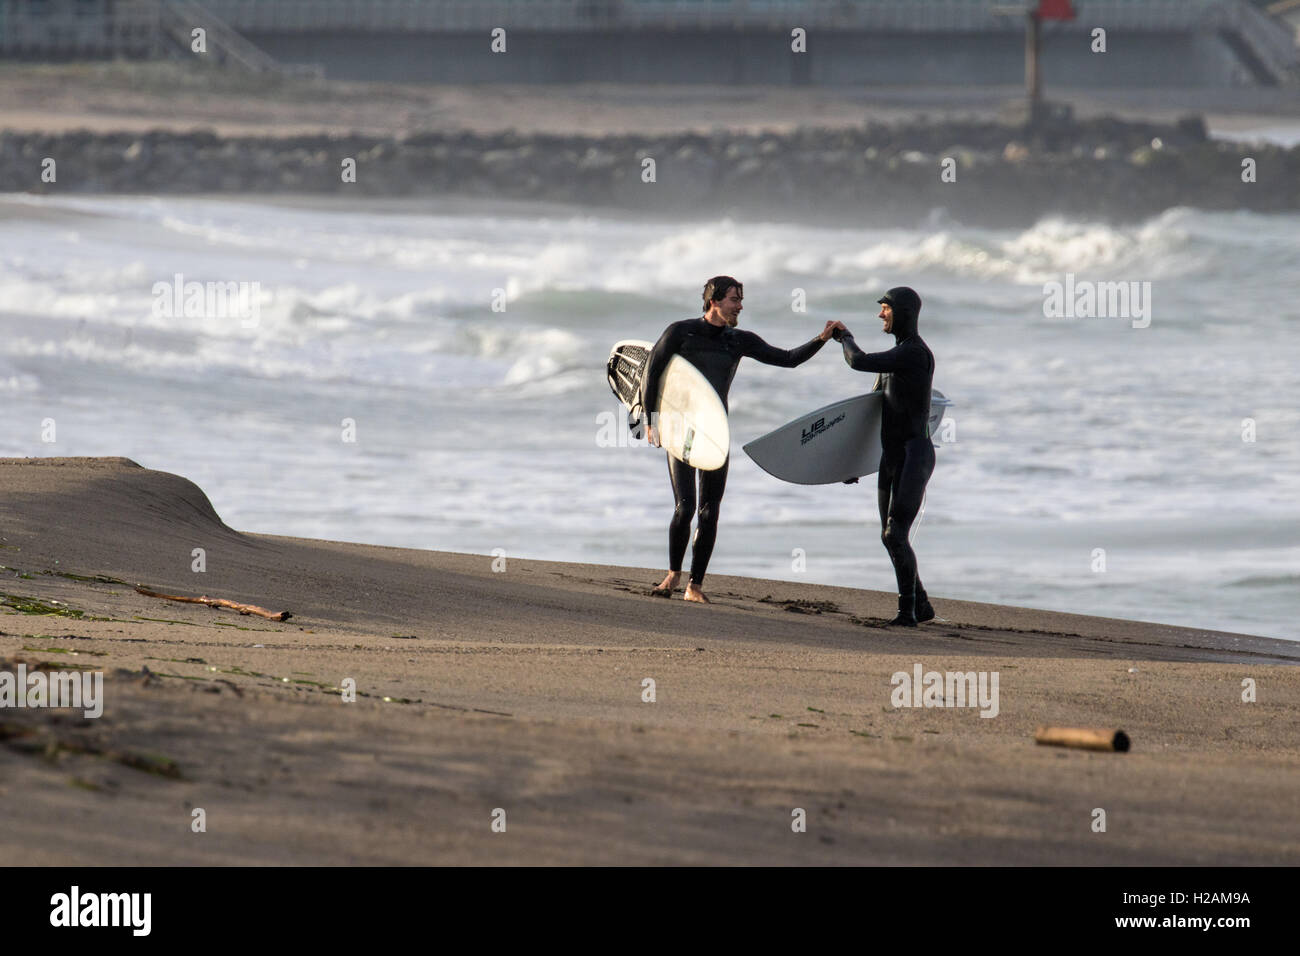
[1,0,1296,86]
[1269,0,1300,43]
[0,0,160,57]
[0,0,282,70]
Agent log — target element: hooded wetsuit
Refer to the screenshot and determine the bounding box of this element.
[836,287,935,611]
[642,317,826,585]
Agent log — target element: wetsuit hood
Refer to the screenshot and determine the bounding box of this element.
[878,286,921,342]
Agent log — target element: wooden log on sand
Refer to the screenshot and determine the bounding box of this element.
[1034,726,1131,752]
[134,586,292,622]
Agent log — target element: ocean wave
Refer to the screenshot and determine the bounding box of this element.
[0,371,39,392]
[1225,574,1300,589]
[796,208,1297,294]
[8,197,1297,325]
[0,313,591,390]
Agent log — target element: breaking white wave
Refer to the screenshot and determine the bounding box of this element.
[3,193,1298,639]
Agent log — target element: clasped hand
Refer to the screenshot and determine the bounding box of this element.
[820,320,849,342]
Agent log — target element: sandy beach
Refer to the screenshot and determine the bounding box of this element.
[1,456,1297,865]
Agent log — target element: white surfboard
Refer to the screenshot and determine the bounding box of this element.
[606,339,730,471]
[743,389,951,485]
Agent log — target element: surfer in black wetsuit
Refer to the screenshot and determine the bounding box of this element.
[642,275,834,603]
[825,287,936,626]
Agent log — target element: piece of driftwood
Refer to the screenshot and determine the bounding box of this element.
[1034,726,1130,752]
[135,586,292,622]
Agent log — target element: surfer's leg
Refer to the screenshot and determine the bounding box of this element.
[914,552,935,623]
[876,458,893,534]
[877,457,913,624]
[685,457,729,600]
[657,455,694,593]
[914,577,935,623]
[881,441,935,625]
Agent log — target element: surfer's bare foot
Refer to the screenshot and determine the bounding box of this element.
[652,571,681,597]
[684,583,710,604]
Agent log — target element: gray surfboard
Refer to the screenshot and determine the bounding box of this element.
[743,389,951,485]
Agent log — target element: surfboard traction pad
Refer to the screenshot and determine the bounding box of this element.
[607,344,650,428]
[607,345,648,405]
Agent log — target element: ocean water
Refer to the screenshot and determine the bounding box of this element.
[1,193,1297,640]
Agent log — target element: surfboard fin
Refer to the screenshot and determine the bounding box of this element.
[627,405,647,438]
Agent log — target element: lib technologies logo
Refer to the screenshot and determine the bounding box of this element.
[801,412,846,446]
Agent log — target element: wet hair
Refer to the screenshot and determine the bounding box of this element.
[702,275,743,310]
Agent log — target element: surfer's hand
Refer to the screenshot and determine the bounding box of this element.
[646,425,660,447]
[822,320,848,342]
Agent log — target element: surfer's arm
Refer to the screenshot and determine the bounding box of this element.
[739,331,826,368]
[640,322,686,423]
[839,333,907,374]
